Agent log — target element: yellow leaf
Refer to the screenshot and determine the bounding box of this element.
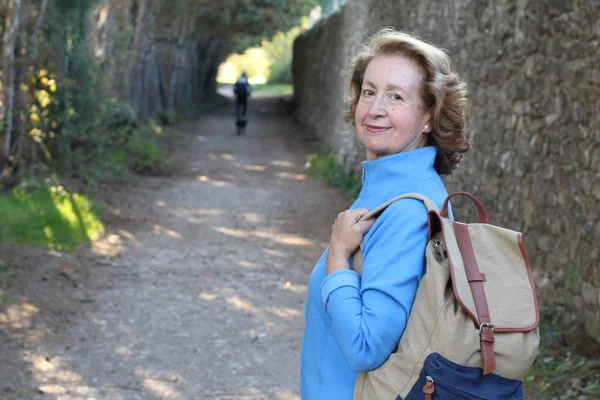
[37,90,51,108]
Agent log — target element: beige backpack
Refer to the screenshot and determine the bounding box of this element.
[352,192,540,400]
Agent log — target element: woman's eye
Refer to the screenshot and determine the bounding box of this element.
[362,89,375,96]
[391,93,403,101]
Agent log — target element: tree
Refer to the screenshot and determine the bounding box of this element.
[0,0,319,181]
[2,0,48,158]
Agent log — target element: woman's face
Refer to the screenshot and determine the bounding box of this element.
[354,54,431,161]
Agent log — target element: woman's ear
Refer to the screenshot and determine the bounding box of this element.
[422,110,433,133]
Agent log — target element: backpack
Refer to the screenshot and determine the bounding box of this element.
[352,192,540,400]
[234,80,250,98]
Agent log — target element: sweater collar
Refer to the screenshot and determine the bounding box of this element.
[360,146,438,196]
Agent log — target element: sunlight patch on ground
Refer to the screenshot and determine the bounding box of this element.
[196,175,231,187]
[27,352,101,400]
[143,379,180,399]
[152,224,182,239]
[220,153,234,160]
[135,367,181,399]
[240,212,261,223]
[114,346,136,356]
[275,390,301,400]
[215,227,316,247]
[198,292,218,302]
[239,260,254,268]
[281,281,306,293]
[0,303,39,329]
[225,296,258,313]
[273,171,306,180]
[91,232,126,256]
[215,227,247,238]
[253,231,315,246]
[244,164,267,171]
[266,306,301,318]
[264,249,286,257]
[270,160,296,168]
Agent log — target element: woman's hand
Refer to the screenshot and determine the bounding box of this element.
[326,209,376,274]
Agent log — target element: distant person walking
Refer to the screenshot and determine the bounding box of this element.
[233,73,252,135]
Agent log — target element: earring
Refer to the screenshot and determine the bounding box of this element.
[424,124,429,132]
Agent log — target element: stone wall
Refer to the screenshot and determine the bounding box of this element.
[292,0,600,343]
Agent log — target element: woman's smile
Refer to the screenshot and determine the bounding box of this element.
[365,124,390,134]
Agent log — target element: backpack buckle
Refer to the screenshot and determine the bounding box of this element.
[479,322,495,333]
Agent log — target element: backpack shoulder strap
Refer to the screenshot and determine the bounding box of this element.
[353,193,439,276]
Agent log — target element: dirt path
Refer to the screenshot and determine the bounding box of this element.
[0,94,351,400]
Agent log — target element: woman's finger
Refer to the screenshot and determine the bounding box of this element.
[357,218,376,235]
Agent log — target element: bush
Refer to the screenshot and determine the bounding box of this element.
[127,121,170,175]
[0,186,104,251]
[305,153,362,199]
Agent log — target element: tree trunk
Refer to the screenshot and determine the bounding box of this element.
[2,0,22,155]
[17,0,48,159]
[129,0,163,120]
[197,35,221,101]
[102,0,133,100]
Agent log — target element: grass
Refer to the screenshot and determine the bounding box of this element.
[250,83,293,96]
[305,153,362,199]
[525,320,600,399]
[0,186,104,252]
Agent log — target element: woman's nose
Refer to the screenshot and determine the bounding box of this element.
[368,95,386,118]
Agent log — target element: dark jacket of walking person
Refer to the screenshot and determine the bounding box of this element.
[233,73,252,119]
[300,28,470,400]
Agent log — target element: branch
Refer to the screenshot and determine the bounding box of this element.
[29,0,49,44]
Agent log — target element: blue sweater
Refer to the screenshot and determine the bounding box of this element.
[300,146,449,400]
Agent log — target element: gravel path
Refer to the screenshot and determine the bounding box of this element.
[0,93,351,400]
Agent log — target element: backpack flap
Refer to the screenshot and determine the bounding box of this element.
[435,192,540,374]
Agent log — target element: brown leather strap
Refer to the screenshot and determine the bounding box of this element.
[441,192,489,223]
[423,379,435,400]
[453,222,496,375]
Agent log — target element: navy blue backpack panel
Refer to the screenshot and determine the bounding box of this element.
[234,81,250,98]
[402,353,524,400]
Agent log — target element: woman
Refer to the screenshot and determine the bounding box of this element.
[300,28,470,399]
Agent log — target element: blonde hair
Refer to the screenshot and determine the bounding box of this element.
[344,28,470,175]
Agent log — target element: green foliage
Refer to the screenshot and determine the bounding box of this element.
[156,110,182,126]
[199,0,318,52]
[127,121,170,175]
[0,186,104,252]
[51,97,138,185]
[305,153,362,199]
[524,311,600,399]
[219,25,302,84]
[221,47,271,84]
[261,27,302,84]
[4,0,316,188]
